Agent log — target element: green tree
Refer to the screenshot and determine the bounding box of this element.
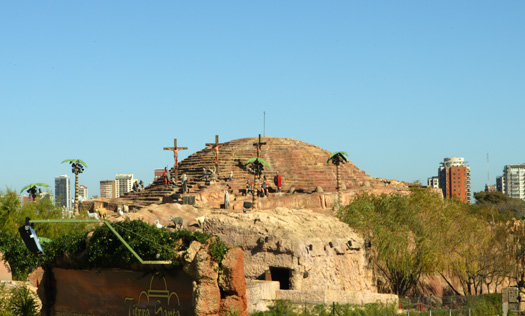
[0,189,92,279]
[0,190,22,235]
[327,151,348,205]
[61,159,88,215]
[474,191,525,219]
[338,189,445,296]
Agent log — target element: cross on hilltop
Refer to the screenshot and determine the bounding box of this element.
[163,139,188,181]
[205,135,225,174]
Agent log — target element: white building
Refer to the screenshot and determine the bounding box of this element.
[427,176,439,189]
[115,174,134,198]
[78,185,88,201]
[502,164,525,200]
[55,175,71,209]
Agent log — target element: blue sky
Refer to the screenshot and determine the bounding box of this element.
[1,1,524,200]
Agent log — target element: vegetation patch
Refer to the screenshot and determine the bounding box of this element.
[0,189,229,279]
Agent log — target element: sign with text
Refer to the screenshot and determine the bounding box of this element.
[51,268,194,316]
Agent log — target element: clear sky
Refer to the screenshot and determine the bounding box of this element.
[1,1,524,201]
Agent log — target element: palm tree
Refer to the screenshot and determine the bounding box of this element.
[244,157,270,209]
[327,151,348,204]
[20,183,50,201]
[61,159,88,215]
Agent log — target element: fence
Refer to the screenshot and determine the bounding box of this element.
[258,294,503,316]
[399,294,502,316]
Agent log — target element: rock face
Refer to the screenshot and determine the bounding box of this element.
[202,207,397,308]
[204,208,373,291]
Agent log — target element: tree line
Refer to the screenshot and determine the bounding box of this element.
[337,187,525,297]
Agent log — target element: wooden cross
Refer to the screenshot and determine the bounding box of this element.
[163,139,188,180]
[206,135,225,174]
[253,134,267,158]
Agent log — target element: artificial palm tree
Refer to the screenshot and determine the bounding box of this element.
[20,183,50,201]
[327,151,348,204]
[244,157,271,209]
[61,159,88,215]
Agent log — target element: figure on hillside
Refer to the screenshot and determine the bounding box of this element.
[261,176,269,197]
[224,185,230,209]
[202,168,208,181]
[209,168,216,181]
[245,179,253,196]
[139,180,144,192]
[274,171,282,193]
[181,173,188,193]
[163,167,171,188]
[132,180,138,192]
[229,170,234,182]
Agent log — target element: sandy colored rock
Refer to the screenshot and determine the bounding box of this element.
[193,279,221,316]
[203,207,375,293]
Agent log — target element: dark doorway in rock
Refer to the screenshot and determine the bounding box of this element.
[270,267,291,290]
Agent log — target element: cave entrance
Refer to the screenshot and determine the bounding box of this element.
[269,267,291,290]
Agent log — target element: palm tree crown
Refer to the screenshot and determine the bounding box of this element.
[62,159,88,215]
[327,151,349,206]
[327,152,349,166]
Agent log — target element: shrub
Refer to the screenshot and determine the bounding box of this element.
[7,284,39,316]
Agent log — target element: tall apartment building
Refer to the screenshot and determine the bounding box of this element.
[501,164,525,200]
[115,174,134,198]
[438,156,471,203]
[100,180,116,199]
[55,175,71,209]
[78,185,88,201]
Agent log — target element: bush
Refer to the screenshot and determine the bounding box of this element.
[0,284,40,316]
[250,301,399,316]
[7,284,39,316]
[0,233,43,280]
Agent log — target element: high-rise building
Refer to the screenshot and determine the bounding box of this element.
[502,164,525,200]
[438,156,471,203]
[78,185,88,201]
[100,180,116,199]
[55,175,71,209]
[115,174,134,198]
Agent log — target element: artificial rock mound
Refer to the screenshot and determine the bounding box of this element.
[117,136,411,210]
[203,207,397,307]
